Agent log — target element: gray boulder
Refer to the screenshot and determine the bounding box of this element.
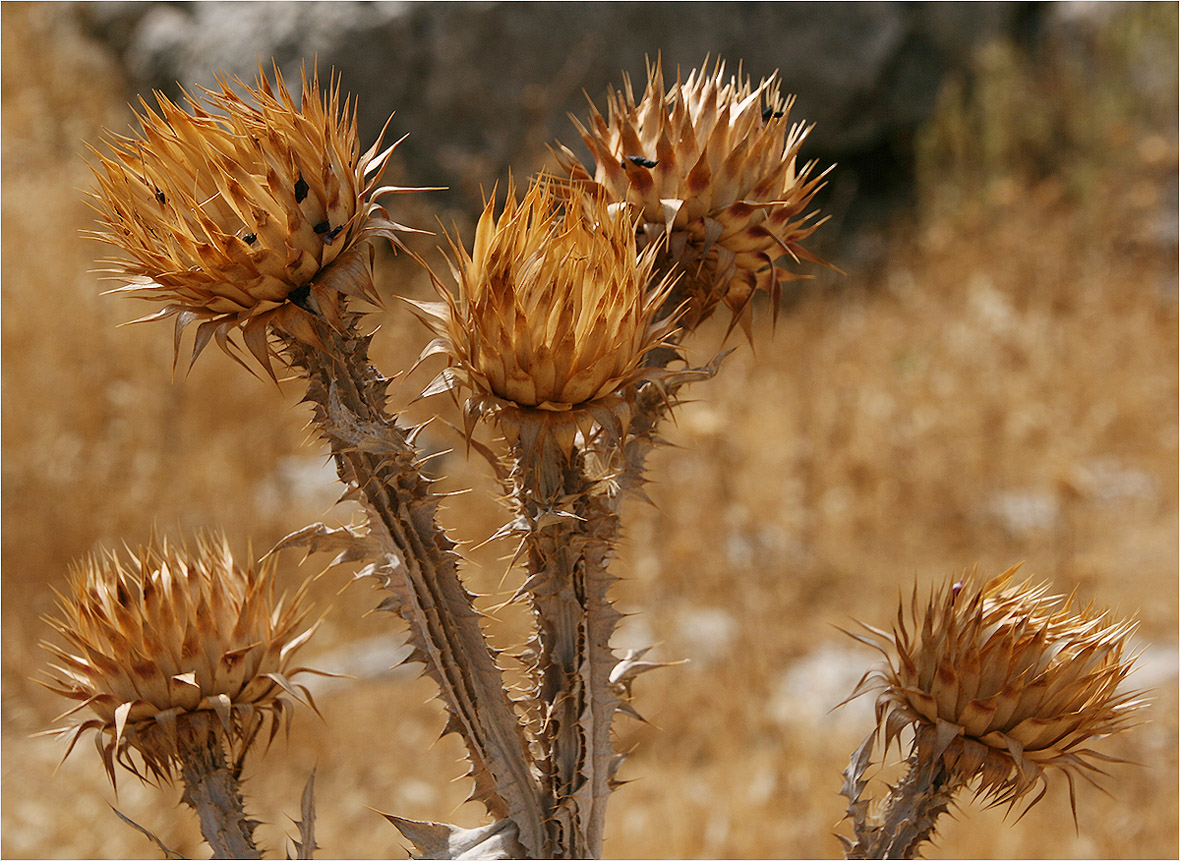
[80,1,1033,221]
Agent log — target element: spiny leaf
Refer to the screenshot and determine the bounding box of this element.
[380,814,525,861]
[111,806,188,859]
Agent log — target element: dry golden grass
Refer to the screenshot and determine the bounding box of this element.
[3,3,1176,858]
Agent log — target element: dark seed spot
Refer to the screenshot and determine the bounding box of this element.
[242,232,257,245]
[762,107,785,122]
[294,176,309,203]
[313,220,330,235]
[287,283,314,311]
[154,189,167,205]
[322,225,344,244]
[624,156,658,169]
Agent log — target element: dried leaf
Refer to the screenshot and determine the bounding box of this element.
[111,806,188,859]
[289,769,317,860]
[381,815,524,861]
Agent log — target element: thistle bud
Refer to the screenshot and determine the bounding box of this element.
[854,567,1144,814]
[41,533,318,786]
[557,58,830,335]
[88,64,409,377]
[414,175,676,450]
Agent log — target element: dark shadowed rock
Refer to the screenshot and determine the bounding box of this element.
[78,0,1034,225]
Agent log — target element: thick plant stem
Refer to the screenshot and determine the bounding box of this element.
[515,360,721,859]
[574,487,622,861]
[278,307,545,858]
[510,433,622,860]
[844,751,966,860]
[179,742,262,860]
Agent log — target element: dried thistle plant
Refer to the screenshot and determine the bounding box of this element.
[557,57,830,337]
[76,59,833,858]
[841,567,1145,860]
[48,48,1157,861]
[40,533,318,859]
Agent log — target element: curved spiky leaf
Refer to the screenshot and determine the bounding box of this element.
[381,814,524,861]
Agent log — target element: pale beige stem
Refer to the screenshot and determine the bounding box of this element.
[510,434,622,860]
[278,304,545,858]
[844,751,966,860]
[179,742,262,860]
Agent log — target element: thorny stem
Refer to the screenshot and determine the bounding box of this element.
[610,357,726,511]
[276,264,717,860]
[845,751,967,860]
[278,309,545,859]
[521,368,722,859]
[179,742,262,860]
[613,262,730,509]
[511,436,622,860]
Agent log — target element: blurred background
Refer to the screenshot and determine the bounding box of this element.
[2,2,1176,858]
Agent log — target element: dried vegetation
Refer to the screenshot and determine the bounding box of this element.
[2,3,1176,858]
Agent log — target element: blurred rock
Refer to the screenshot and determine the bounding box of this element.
[986,488,1061,536]
[77,1,1035,220]
[674,605,739,666]
[769,643,871,731]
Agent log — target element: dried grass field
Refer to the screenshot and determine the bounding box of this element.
[2,4,1177,859]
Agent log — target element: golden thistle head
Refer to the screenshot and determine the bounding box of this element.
[557,58,830,337]
[40,532,319,785]
[413,175,677,450]
[88,64,414,378]
[850,567,1144,813]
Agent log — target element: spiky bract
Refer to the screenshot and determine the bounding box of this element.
[88,64,412,377]
[852,567,1143,813]
[41,533,318,785]
[557,58,829,335]
[415,175,676,450]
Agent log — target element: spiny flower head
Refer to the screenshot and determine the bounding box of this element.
[414,175,677,450]
[41,532,319,785]
[849,567,1144,813]
[88,63,414,378]
[557,58,830,336]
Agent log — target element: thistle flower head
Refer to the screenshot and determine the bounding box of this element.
[414,175,676,450]
[557,57,830,336]
[850,567,1144,813]
[88,64,413,377]
[41,533,319,785]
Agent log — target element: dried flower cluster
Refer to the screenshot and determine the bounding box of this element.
[41,533,317,785]
[43,49,1147,861]
[851,567,1143,812]
[557,58,829,335]
[88,65,408,376]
